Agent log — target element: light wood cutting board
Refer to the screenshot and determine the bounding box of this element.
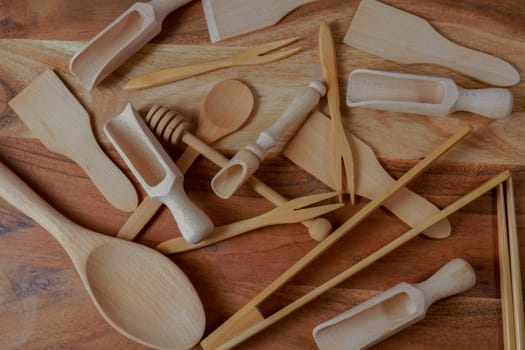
[1,38,524,166]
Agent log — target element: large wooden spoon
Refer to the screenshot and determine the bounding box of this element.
[0,160,205,350]
[117,79,254,240]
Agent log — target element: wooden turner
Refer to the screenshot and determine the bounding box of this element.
[344,0,520,87]
[8,69,138,212]
[283,111,451,239]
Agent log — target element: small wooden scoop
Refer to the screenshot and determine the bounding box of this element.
[105,103,213,244]
[0,160,205,350]
[8,69,138,212]
[344,0,520,87]
[313,258,476,350]
[347,69,513,119]
[70,0,192,90]
[211,81,326,199]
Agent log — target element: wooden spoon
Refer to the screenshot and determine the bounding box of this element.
[0,160,205,350]
[117,79,254,240]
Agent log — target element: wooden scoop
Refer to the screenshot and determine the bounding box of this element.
[0,160,205,350]
[8,69,138,212]
[347,69,513,119]
[69,0,192,90]
[313,258,476,350]
[211,81,326,199]
[283,111,451,239]
[105,103,213,244]
[344,0,520,87]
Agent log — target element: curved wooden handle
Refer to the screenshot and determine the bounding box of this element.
[416,258,476,309]
[150,0,193,19]
[453,87,513,119]
[159,181,214,244]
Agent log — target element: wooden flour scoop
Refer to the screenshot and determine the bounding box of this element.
[313,258,476,350]
[283,111,451,239]
[70,0,192,90]
[105,103,213,244]
[344,0,520,87]
[347,69,513,119]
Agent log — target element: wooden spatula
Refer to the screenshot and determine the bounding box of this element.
[8,69,138,212]
[202,0,317,42]
[344,0,520,87]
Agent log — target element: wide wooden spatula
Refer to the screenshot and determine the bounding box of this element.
[344,0,519,87]
[8,69,138,212]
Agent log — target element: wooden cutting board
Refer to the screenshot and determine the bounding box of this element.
[1,38,524,166]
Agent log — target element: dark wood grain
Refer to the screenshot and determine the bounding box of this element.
[0,1,523,349]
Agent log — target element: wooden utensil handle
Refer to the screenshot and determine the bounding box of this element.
[157,180,214,244]
[416,258,476,308]
[252,81,325,158]
[453,87,513,119]
[150,0,193,19]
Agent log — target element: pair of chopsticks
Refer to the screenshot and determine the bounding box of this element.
[497,178,524,350]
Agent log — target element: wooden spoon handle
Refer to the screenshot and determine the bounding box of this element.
[149,0,193,19]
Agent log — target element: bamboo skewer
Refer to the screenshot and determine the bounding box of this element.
[200,124,472,350]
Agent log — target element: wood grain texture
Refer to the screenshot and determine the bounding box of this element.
[0,1,524,349]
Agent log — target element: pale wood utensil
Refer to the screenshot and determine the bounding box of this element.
[143,106,334,241]
[347,69,513,119]
[156,192,343,254]
[202,0,317,43]
[344,0,520,87]
[117,79,254,241]
[497,183,516,350]
[319,22,356,204]
[284,111,451,239]
[506,178,525,350]
[70,0,192,90]
[312,258,476,350]
[124,37,302,90]
[0,160,205,350]
[8,69,138,212]
[200,125,473,350]
[105,103,213,244]
[211,81,325,199]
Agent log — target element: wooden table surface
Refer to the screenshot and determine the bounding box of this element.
[0,1,524,349]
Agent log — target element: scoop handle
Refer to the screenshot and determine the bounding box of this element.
[416,258,476,309]
[452,87,513,119]
[150,0,193,19]
[157,181,214,244]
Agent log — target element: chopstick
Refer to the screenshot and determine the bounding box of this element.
[505,178,525,349]
[497,184,516,350]
[497,178,524,350]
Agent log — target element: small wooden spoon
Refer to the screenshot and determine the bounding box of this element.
[0,160,205,350]
[117,79,254,240]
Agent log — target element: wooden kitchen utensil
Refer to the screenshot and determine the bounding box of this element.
[312,258,476,350]
[284,111,451,239]
[344,0,520,87]
[156,191,343,254]
[70,0,192,90]
[117,79,254,241]
[105,103,214,244]
[319,22,355,204]
[143,105,334,241]
[211,81,325,199]
[8,69,138,212]
[347,69,513,119]
[202,0,317,43]
[200,125,473,350]
[124,37,302,90]
[0,160,205,350]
